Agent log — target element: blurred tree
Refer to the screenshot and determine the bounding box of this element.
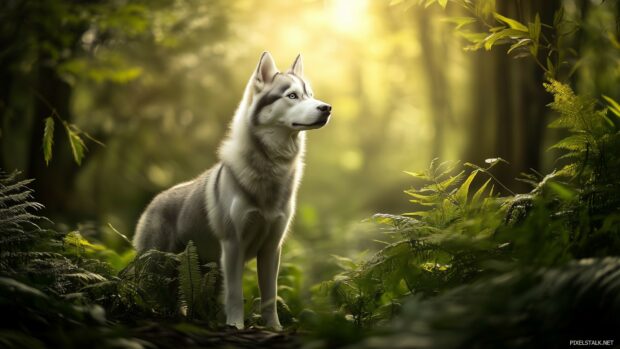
[0,0,232,218]
[462,0,559,193]
[416,5,453,158]
[0,0,81,213]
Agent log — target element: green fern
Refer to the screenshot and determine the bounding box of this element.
[196,261,222,324]
[119,249,180,316]
[0,170,122,304]
[318,159,513,327]
[0,172,45,236]
[0,171,48,272]
[544,80,618,182]
[354,257,620,348]
[178,240,201,319]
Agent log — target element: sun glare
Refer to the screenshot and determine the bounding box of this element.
[327,0,369,35]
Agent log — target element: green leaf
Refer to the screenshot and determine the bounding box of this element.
[436,171,464,190]
[332,255,357,271]
[528,13,541,57]
[406,190,439,202]
[546,57,555,77]
[404,211,430,217]
[493,12,529,32]
[602,95,620,117]
[458,31,488,45]
[483,29,528,51]
[442,17,477,30]
[507,38,532,54]
[424,0,437,8]
[471,178,492,205]
[476,0,496,17]
[65,124,86,165]
[64,231,106,254]
[455,170,477,204]
[438,0,448,9]
[547,181,576,201]
[602,114,615,128]
[43,117,54,166]
[550,134,587,151]
[531,14,541,41]
[404,171,428,179]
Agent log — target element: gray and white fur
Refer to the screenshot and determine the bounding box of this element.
[133,52,331,329]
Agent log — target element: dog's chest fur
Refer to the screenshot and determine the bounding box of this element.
[210,161,297,260]
[244,158,297,209]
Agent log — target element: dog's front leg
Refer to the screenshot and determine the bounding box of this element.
[221,240,245,329]
[257,244,282,330]
[257,216,287,330]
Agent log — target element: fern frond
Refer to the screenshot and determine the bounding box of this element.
[545,79,598,133]
[178,240,201,319]
[550,133,589,151]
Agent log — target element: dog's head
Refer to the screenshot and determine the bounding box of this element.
[248,52,331,131]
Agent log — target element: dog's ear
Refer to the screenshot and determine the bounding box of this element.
[288,53,303,76]
[255,52,279,90]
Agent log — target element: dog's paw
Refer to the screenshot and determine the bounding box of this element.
[225,321,245,330]
[265,322,283,331]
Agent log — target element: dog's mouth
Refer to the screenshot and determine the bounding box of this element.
[292,115,330,128]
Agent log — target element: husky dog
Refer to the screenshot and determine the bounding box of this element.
[133,52,331,329]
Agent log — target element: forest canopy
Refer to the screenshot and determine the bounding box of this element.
[1,0,619,348]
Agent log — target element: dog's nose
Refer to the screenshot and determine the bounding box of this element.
[317,104,332,112]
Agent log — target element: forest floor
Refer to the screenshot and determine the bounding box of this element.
[127,322,303,349]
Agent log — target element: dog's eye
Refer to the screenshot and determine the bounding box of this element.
[287,93,298,100]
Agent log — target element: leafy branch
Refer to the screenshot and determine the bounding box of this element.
[31,89,104,166]
[392,0,582,80]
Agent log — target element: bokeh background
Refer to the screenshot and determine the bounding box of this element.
[1,0,618,288]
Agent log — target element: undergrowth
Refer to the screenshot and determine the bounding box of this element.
[311,80,620,346]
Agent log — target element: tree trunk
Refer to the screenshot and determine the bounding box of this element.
[27,65,79,217]
[417,8,451,159]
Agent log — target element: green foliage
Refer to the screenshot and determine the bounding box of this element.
[195,261,222,325]
[42,118,54,166]
[317,159,511,328]
[0,172,44,235]
[0,171,50,274]
[0,169,244,346]
[604,95,620,117]
[32,93,102,166]
[178,240,201,319]
[354,258,620,348]
[316,62,620,339]
[424,0,579,80]
[2,0,183,166]
[65,124,87,166]
[0,171,145,347]
[545,80,620,183]
[0,170,226,333]
[119,249,180,317]
[0,276,133,349]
